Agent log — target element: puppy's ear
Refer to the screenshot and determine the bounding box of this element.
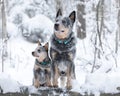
[56,9,62,18]
[69,11,76,23]
[38,40,41,46]
[44,42,49,51]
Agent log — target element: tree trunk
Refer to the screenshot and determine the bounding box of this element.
[77,0,86,39]
[0,0,2,37]
[118,10,120,41]
[115,0,120,53]
[96,0,104,59]
[54,0,62,12]
[54,0,74,15]
[1,0,8,72]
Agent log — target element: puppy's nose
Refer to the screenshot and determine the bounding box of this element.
[54,24,59,31]
[32,52,34,55]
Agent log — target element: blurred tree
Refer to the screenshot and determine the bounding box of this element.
[1,0,8,72]
[76,0,86,39]
[116,0,120,53]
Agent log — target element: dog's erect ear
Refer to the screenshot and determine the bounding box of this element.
[56,9,62,18]
[38,40,41,46]
[69,11,76,23]
[44,42,49,51]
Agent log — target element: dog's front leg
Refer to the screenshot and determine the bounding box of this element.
[66,65,72,90]
[33,78,40,88]
[68,52,76,79]
[53,64,59,88]
[46,71,52,87]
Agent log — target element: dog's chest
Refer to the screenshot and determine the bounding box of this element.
[50,38,76,61]
[52,37,75,52]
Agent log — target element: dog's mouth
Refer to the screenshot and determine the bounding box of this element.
[55,29,64,33]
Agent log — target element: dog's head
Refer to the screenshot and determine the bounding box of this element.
[32,41,49,62]
[54,9,76,39]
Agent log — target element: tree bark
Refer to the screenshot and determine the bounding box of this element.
[54,0,62,12]
[96,0,104,59]
[1,0,8,72]
[0,0,2,37]
[115,0,120,53]
[77,0,86,39]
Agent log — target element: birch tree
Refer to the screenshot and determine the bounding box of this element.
[116,0,120,53]
[1,0,8,72]
[91,0,105,72]
[54,0,74,15]
[77,0,86,39]
[0,0,2,37]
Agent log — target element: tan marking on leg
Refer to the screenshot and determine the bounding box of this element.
[33,78,40,88]
[46,69,52,87]
[46,74,52,87]
[34,64,40,70]
[53,65,59,87]
[66,67,72,90]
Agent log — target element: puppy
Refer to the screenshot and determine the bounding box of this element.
[32,41,51,88]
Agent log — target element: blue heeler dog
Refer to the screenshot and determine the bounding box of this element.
[50,9,76,89]
[32,41,51,88]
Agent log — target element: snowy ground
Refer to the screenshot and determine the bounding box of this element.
[0,32,120,95]
[0,1,120,95]
[0,23,120,95]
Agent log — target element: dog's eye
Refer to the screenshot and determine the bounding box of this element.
[38,49,41,53]
[56,19,59,22]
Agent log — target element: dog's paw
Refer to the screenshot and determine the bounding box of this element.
[47,84,52,88]
[66,85,72,90]
[34,85,40,88]
[52,85,58,88]
[66,83,72,90]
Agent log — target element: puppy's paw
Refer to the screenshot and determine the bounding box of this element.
[52,85,58,88]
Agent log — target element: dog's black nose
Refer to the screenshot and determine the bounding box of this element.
[54,24,59,31]
[32,52,34,55]
[60,71,66,76]
[40,84,45,87]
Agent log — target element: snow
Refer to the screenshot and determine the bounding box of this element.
[0,73,20,93]
[21,14,53,36]
[0,0,120,95]
[5,36,35,86]
[7,22,19,38]
[20,14,54,43]
[80,72,120,95]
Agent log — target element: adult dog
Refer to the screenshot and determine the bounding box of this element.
[50,9,76,89]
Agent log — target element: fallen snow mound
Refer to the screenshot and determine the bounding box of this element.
[0,73,21,93]
[20,14,54,43]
